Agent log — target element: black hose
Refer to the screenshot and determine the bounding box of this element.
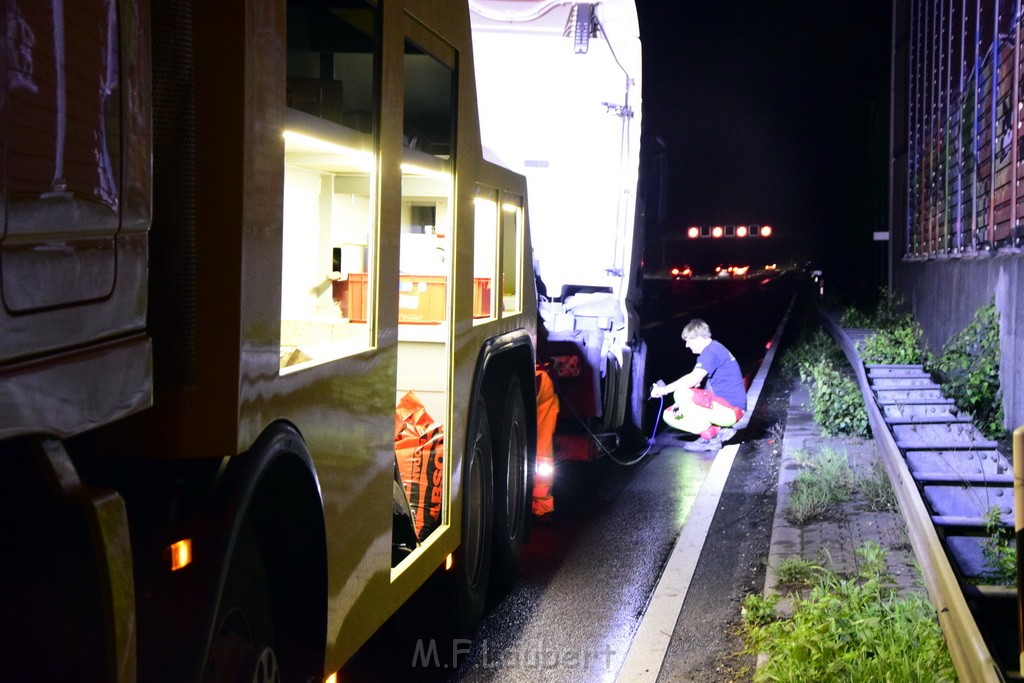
[548,369,664,467]
[604,394,664,466]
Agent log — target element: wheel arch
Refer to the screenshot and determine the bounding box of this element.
[206,420,327,682]
[473,329,537,475]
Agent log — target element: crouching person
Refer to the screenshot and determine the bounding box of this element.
[651,319,746,451]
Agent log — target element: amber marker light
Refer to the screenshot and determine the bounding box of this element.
[167,539,192,571]
[687,226,700,238]
[760,225,773,237]
[446,554,454,570]
[736,225,748,237]
[325,673,339,683]
[711,225,724,238]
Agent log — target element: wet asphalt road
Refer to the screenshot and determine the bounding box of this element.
[347,271,803,681]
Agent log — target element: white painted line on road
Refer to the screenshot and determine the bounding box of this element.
[615,443,739,683]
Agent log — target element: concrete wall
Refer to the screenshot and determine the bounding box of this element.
[893,252,1024,432]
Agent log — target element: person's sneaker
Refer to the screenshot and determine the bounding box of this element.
[718,427,737,442]
[683,436,722,452]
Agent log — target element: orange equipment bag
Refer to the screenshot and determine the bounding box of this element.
[394,391,445,541]
[533,369,559,517]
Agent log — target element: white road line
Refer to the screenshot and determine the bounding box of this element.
[614,443,738,682]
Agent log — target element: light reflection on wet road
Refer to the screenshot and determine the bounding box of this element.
[343,273,799,681]
[454,447,715,681]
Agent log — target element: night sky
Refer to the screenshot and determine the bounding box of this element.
[635,1,893,300]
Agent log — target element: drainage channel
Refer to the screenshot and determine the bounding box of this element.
[822,314,1009,682]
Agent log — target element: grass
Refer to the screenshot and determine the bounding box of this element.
[784,446,857,526]
[743,543,957,682]
[772,557,821,589]
[858,458,899,513]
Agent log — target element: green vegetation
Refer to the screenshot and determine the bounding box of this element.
[744,543,957,683]
[784,446,857,526]
[840,288,913,330]
[935,300,1004,440]
[980,506,1016,586]
[845,292,1004,439]
[741,592,779,627]
[780,329,843,381]
[858,459,899,513]
[842,288,931,366]
[857,319,930,366]
[805,362,870,438]
[772,557,821,589]
[781,328,869,438]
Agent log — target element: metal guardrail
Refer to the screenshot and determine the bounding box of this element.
[821,312,1004,683]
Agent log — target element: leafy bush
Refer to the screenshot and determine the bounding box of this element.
[780,328,843,381]
[840,288,913,330]
[857,318,931,366]
[936,301,1004,439]
[806,361,870,438]
[744,543,956,683]
[839,305,874,329]
[781,324,870,438]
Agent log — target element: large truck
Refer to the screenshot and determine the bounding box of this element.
[469,0,648,462]
[1,0,542,680]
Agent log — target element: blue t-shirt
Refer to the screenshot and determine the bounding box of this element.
[695,340,746,410]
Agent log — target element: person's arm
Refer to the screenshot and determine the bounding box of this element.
[652,367,708,398]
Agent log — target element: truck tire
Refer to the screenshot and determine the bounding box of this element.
[621,338,650,448]
[452,401,495,634]
[491,375,528,596]
[204,522,280,683]
[415,398,495,645]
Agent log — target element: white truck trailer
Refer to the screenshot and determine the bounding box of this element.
[470,0,648,460]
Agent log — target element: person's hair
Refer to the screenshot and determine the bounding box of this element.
[682,319,712,340]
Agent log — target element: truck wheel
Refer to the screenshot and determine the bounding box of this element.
[400,400,494,653]
[622,338,650,447]
[491,375,528,596]
[204,522,280,683]
[455,401,494,633]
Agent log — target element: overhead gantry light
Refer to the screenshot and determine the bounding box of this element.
[686,224,775,237]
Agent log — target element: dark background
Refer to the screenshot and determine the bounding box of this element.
[636,0,893,303]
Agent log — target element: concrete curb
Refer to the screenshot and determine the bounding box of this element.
[761,385,816,616]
